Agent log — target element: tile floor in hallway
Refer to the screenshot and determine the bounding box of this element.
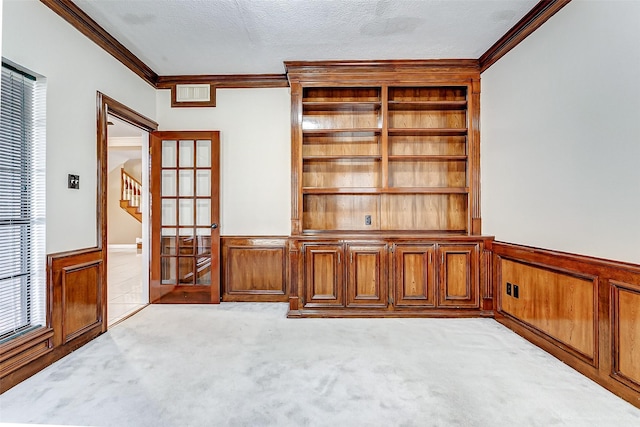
[107,248,146,325]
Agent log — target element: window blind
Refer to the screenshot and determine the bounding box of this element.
[0,63,46,342]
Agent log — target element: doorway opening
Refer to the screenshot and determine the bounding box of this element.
[106,114,149,325]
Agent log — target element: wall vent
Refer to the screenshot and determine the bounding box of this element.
[171,84,216,107]
[176,84,211,102]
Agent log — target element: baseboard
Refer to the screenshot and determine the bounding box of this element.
[492,241,640,409]
[108,244,137,249]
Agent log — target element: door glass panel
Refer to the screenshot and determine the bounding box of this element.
[178,257,194,284]
[179,199,194,225]
[196,170,211,196]
[196,257,211,285]
[179,170,194,196]
[196,140,211,167]
[162,140,177,167]
[179,140,194,167]
[162,170,177,196]
[196,199,210,226]
[161,257,176,284]
[161,228,177,255]
[179,235,195,256]
[196,229,211,255]
[162,199,177,226]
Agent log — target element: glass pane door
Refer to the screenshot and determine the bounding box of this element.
[151,132,220,303]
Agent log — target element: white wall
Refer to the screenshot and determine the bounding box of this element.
[481,0,640,264]
[2,0,156,253]
[156,88,291,236]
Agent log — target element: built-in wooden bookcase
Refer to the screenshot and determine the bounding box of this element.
[289,62,480,235]
[286,61,489,318]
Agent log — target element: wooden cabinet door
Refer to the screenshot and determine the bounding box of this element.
[346,243,388,308]
[303,244,344,308]
[393,244,436,307]
[437,244,478,308]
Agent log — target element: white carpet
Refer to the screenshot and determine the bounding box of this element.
[1,303,639,426]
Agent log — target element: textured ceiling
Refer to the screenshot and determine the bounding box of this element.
[73,0,539,75]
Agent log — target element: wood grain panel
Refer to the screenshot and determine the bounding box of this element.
[303,87,380,102]
[222,237,288,302]
[388,110,466,129]
[303,134,380,157]
[500,258,596,361]
[438,245,478,307]
[62,261,102,343]
[346,244,388,308]
[303,195,380,231]
[393,244,436,307]
[388,135,466,156]
[303,159,380,188]
[381,194,467,231]
[388,160,466,188]
[303,245,344,307]
[612,281,640,389]
[492,241,640,408]
[302,109,379,130]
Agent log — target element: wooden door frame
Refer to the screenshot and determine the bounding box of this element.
[96,92,158,331]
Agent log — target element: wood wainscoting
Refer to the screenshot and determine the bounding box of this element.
[0,248,104,393]
[493,242,640,408]
[221,237,288,302]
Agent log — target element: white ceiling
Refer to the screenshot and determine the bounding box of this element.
[73,0,539,75]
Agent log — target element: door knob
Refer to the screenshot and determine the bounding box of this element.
[211,223,218,229]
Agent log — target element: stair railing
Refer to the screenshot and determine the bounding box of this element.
[121,168,142,208]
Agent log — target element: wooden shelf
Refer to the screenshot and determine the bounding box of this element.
[388,155,467,161]
[388,101,467,111]
[303,155,382,161]
[303,101,381,111]
[384,187,469,194]
[303,187,380,194]
[303,187,469,195]
[302,128,381,136]
[388,128,467,136]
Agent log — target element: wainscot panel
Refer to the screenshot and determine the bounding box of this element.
[221,237,288,302]
[492,242,640,409]
[0,248,105,393]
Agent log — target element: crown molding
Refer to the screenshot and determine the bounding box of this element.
[156,74,289,89]
[479,0,572,72]
[40,0,158,86]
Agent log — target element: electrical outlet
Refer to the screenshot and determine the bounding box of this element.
[513,284,519,299]
[365,215,372,225]
[506,282,512,296]
[68,174,80,189]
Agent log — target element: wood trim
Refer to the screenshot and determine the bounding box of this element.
[492,241,640,409]
[610,281,640,392]
[39,0,158,86]
[285,59,480,73]
[479,0,573,72]
[156,74,288,89]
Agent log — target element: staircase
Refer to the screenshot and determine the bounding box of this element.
[120,168,142,223]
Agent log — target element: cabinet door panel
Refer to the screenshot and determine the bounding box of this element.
[438,244,478,307]
[346,244,388,308]
[303,245,344,307]
[393,244,436,307]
